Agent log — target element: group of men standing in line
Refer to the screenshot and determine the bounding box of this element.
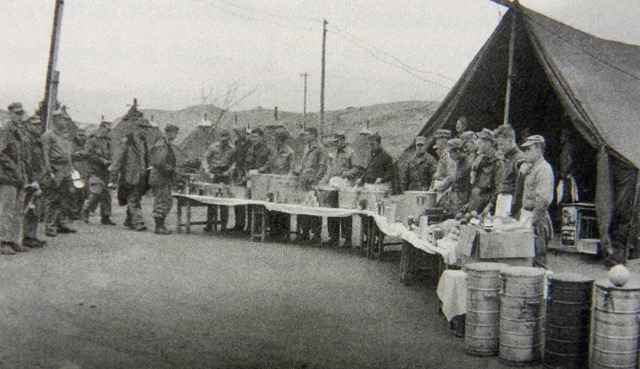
[400,117,554,268]
[0,102,182,256]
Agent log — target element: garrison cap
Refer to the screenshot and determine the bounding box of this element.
[433,129,452,140]
[25,115,42,124]
[521,135,545,147]
[476,128,495,142]
[7,102,24,114]
[460,131,477,144]
[165,123,179,133]
[447,138,463,150]
[414,136,427,145]
[359,127,373,136]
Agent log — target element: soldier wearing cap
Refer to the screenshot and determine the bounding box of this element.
[111,106,153,231]
[259,128,294,175]
[0,103,28,254]
[201,128,236,232]
[245,128,271,171]
[149,124,180,234]
[430,129,456,193]
[467,128,503,213]
[455,117,469,138]
[70,128,90,221]
[42,109,77,237]
[21,115,48,249]
[295,127,328,244]
[460,131,478,163]
[359,133,395,186]
[402,136,437,191]
[322,130,359,247]
[439,138,472,213]
[494,124,526,215]
[520,134,554,268]
[259,127,295,241]
[82,120,115,225]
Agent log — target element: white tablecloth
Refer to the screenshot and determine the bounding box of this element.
[436,270,467,322]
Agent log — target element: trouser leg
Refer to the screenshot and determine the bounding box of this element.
[0,185,23,243]
[152,185,172,220]
[533,212,552,268]
[234,205,246,230]
[99,189,112,217]
[327,217,340,241]
[127,189,145,228]
[340,216,352,241]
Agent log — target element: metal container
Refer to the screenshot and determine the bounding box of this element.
[313,186,339,208]
[591,278,640,369]
[464,262,508,357]
[544,273,594,369]
[248,173,272,201]
[499,266,546,366]
[338,187,360,209]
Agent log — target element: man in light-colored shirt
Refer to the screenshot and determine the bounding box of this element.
[520,135,554,268]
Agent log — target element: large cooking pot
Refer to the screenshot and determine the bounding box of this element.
[313,186,339,208]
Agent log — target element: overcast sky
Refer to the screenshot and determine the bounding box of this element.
[1,0,639,122]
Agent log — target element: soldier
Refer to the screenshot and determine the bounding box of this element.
[111,110,152,232]
[149,124,179,235]
[70,128,89,220]
[259,128,295,241]
[231,128,250,232]
[245,128,271,171]
[454,116,469,138]
[295,127,328,244]
[493,124,525,216]
[460,131,478,164]
[360,133,395,185]
[519,135,554,268]
[430,129,456,194]
[402,136,437,191]
[82,120,115,225]
[439,138,472,214]
[42,110,77,237]
[467,128,503,213]
[201,129,236,231]
[0,103,28,254]
[322,131,359,248]
[22,115,48,249]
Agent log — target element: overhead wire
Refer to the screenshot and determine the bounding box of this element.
[329,28,452,90]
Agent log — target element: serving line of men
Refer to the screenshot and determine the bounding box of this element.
[405,122,554,268]
[199,125,397,248]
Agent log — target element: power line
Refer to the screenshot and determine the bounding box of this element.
[189,0,316,31]
[329,28,452,89]
[217,0,324,23]
[333,25,457,83]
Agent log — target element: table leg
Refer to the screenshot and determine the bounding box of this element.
[400,241,412,286]
[261,207,267,242]
[186,200,192,234]
[176,198,183,234]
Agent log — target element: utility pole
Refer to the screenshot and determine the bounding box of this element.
[43,0,65,130]
[320,19,327,136]
[300,72,308,115]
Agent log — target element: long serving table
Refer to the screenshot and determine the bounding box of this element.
[172,194,454,278]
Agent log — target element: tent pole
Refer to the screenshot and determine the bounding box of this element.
[502,10,517,126]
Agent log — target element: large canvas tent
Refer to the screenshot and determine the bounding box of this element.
[418,4,640,263]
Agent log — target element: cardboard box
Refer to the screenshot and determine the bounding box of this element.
[478,230,535,259]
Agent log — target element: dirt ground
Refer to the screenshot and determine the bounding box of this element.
[0,199,634,369]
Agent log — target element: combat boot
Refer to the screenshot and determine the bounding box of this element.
[154,217,171,235]
[101,216,116,226]
[0,243,16,255]
[123,211,133,228]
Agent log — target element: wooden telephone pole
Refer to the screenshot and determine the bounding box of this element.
[320,19,327,136]
[43,0,65,130]
[300,72,308,115]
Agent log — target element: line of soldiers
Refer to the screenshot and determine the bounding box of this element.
[0,102,87,254]
[200,125,398,248]
[401,121,554,268]
[0,101,183,256]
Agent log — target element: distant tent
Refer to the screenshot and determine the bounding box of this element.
[417,5,640,262]
[112,101,163,145]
